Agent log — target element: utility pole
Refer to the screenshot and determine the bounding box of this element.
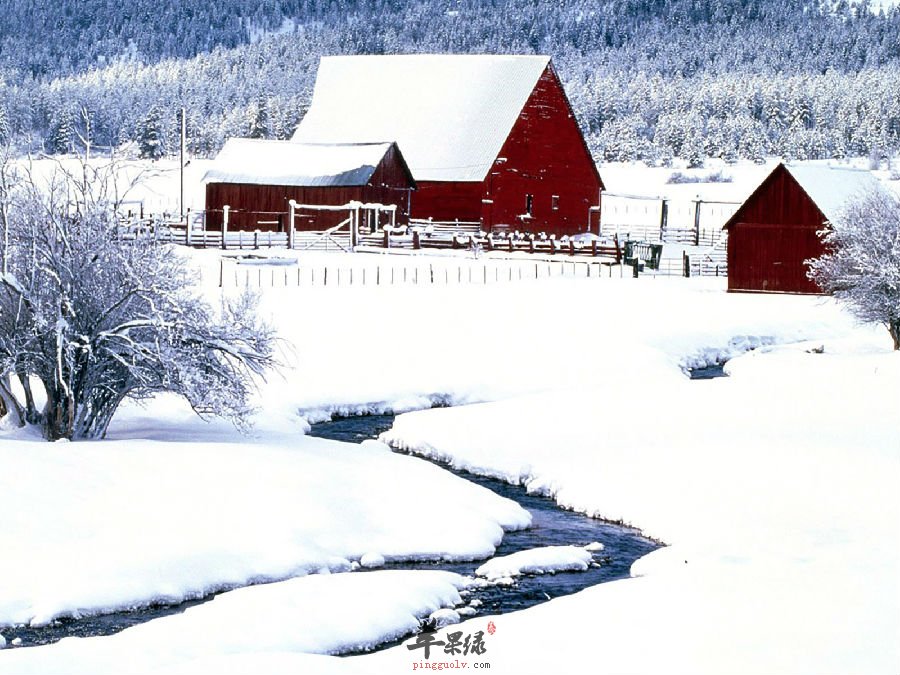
[179,107,186,221]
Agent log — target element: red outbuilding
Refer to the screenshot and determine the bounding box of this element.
[292,55,604,236]
[203,139,415,231]
[724,163,883,294]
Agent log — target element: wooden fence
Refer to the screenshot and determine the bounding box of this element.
[218,256,630,288]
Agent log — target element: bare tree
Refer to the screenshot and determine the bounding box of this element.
[808,188,900,350]
[0,158,276,439]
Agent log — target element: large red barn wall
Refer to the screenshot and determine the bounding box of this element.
[727,165,826,294]
[205,146,413,231]
[484,65,601,236]
[411,181,482,223]
[408,66,602,236]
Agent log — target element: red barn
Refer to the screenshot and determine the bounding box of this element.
[292,55,603,236]
[204,139,415,231]
[724,163,883,294]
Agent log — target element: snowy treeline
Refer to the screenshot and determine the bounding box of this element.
[575,69,900,165]
[1,0,899,162]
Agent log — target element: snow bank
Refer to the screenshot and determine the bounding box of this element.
[475,546,593,580]
[0,570,468,674]
[0,431,528,627]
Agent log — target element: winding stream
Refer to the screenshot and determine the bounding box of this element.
[309,414,659,621]
[5,412,659,651]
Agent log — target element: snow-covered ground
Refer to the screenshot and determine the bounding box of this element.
[1,158,898,673]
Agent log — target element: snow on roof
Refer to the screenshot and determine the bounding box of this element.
[203,139,395,187]
[292,54,551,182]
[784,164,885,223]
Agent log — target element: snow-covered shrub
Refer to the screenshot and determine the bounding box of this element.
[666,169,733,184]
[807,189,900,350]
[0,158,276,439]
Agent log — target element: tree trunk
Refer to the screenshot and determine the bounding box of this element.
[43,385,75,440]
[17,370,40,424]
[890,319,900,351]
[0,374,25,428]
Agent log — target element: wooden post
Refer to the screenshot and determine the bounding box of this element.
[254,230,260,250]
[288,200,297,249]
[683,252,691,278]
[413,230,421,250]
[659,198,668,241]
[185,208,192,247]
[218,258,223,288]
[693,197,702,246]
[221,205,229,250]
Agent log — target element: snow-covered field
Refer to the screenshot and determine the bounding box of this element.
[1,159,898,674]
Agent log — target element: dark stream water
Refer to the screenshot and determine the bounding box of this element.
[688,363,727,379]
[5,413,659,652]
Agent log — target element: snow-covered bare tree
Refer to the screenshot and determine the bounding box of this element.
[0,159,276,439]
[807,189,900,350]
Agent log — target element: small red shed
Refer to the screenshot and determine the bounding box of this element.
[292,55,604,236]
[203,139,415,231]
[724,163,883,294]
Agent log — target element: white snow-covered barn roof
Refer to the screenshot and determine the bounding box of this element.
[291,54,552,182]
[784,164,884,223]
[203,139,397,187]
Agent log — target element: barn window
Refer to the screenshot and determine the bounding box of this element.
[551,195,559,211]
[525,194,534,215]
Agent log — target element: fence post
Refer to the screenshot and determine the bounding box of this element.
[218,258,223,288]
[351,204,360,249]
[659,198,668,241]
[693,196,702,246]
[254,230,260,250]
[683,252,691,278]
[221,205,229,250]
[185,208,192,247]
[288,200,297,249]
[413,230,421,250]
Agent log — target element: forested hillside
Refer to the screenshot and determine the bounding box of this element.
[1,0,899,164]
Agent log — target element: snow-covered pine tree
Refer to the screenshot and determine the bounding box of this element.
[136,106,165,160]
[47,107,74,155]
